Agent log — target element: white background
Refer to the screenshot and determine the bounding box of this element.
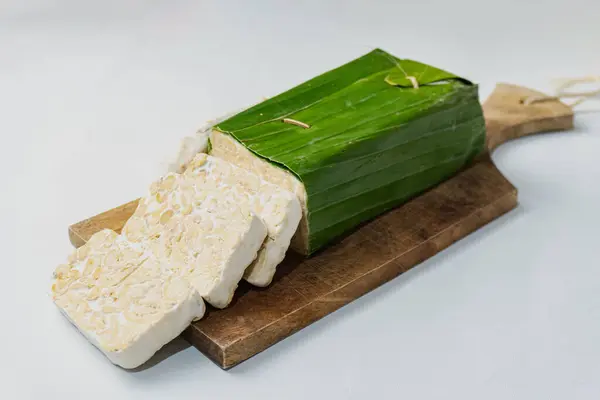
[2,1,600,399]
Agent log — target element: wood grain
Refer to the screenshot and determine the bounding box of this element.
[67,84,573,369]
[68,199,140,248]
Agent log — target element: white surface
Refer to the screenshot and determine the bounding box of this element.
[2,1,600,399]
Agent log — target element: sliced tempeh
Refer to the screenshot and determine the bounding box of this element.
[52,165,267,368]
[209,131,308,255]
[122,160,268,306]
[52,229,205,369]
[182,153,302,287]
[144,205,268,308]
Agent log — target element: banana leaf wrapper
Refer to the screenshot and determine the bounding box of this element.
[211,49,486,255]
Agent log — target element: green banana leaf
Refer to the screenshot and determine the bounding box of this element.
[215,48,486,254]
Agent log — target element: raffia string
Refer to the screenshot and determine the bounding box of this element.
[524,76,600,107]
[282,118,311,129]
[379,51,420,89]
[406,76,419,89]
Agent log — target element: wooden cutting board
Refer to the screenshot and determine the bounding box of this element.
[68,84,574,369]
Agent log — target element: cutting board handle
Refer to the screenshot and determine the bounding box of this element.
[482,83,574,152]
